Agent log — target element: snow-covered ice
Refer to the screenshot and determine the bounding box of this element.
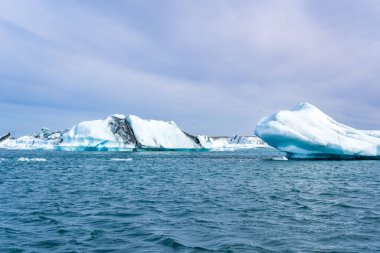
[58,114,202,151]
[1,114,267,151]
[0,129,64,150]
[198,135,268,150]
[255,102,380,159]
[58,114,136,151]
[224,135,268,149]
[127,115,201,149]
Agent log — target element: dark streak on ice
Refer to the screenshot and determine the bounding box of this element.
[0,133,11,143]
[109,116,138,146]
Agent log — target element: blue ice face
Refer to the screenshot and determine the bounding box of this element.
[255,103,380,160]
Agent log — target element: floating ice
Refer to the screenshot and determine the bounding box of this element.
[223,135,268,149]
[58,114,202,151]
[1,115,267,151]
[0,129,65,150]
[271,156,289,161]
[255,102,380,159]
[110,158,133,161]
[58,114,136,151]
[17,158,47,162]
[198,135,268,151]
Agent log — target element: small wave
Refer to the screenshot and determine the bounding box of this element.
[17,158,47,162]
[147,234,211,251]
[0,158,5,161]
[110,158,133,161]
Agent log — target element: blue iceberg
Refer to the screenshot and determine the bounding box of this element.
[255,103,380,159]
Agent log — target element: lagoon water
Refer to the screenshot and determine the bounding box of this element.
[0,149,379,252]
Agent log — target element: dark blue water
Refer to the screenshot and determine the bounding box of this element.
[0,149,379,253]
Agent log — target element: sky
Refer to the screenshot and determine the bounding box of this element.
[1,0,380,136]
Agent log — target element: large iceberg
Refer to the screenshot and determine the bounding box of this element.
[0,128,66,150]
[58,114,267,151]
[58,114,203,151]
[1,114,267,151]
[255,102,380,159]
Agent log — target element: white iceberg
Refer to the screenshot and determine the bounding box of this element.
[198,135,268,150]
[1,114,268,152]
[225,135,268,149]
[59,114,267,151]
[58,114,136,151]
[0,129,64,150]
[255,102,380,159]
[58,114,202,151]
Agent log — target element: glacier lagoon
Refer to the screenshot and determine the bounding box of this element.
[3,103,380,160]
[0,148,379,252]
[1,107,380,252]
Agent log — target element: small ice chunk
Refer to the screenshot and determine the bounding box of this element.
[110,158,133,161]
[17,158,47,162]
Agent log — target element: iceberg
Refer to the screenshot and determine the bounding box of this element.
[198,135,268,150]
[58,114,202,151]
[225,135,268,149]
[58,114,267,151]
[0,129,65,150]
[1,114,268,151]
[255,102,380,159]
[58,114,136,151]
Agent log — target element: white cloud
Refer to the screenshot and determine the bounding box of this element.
[0,0,380,135]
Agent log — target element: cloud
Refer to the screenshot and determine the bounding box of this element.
[0,0,380,136]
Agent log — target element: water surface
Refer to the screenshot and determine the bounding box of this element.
[0,149,379,252]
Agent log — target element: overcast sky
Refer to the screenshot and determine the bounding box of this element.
[1,0,380,136]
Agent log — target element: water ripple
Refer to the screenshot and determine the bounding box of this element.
[0,149,379,252]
